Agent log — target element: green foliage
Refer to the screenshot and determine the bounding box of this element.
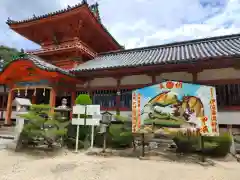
[203,133,232,156]
[114,115,130,122]
[19,104,69,148]
[0,45,20,66]
[75,94,92,105]
[172,131,232,157]
[108,124,133,147]
[65,124,91,149]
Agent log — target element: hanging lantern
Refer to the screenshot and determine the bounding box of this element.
[43,88,45,96]
[25,86,28,96]
[17,89,20,96]
[33,88,36,96]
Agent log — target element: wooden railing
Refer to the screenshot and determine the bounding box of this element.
[26,40,97,57]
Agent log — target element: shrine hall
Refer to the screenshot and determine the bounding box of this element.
[1,1,240,128]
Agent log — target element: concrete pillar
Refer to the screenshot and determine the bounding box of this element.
[228,125,236,155]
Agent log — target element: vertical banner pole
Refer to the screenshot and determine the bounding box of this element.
[141,133,145,157]
[103,125,107,153]
[75,124,80,153]
[91,125,94,148]
[200,135,205,162]
[84,105,87,126]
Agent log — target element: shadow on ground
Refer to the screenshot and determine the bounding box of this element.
[86,147,219,166]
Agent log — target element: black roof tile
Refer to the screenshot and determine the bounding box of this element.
[71,33,240,72]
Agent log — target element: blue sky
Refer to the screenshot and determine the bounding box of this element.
[0,0,239,50]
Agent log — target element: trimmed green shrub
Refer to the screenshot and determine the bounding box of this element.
[75,94,92,105]
[18,104,69,149]
[109,124,133,148]
[172,131,232,157]
[203,133,232,157]
[94,115,133,148]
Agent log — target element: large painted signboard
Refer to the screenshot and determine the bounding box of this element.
[132,80,219,136]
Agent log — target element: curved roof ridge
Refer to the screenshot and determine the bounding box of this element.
[1,54,74,77]
[99,33,240,57]
[6,1,87,25]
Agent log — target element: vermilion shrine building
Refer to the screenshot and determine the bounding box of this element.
[0,1,240,129]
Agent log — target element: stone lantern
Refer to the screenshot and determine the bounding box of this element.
[99,111,113,133]
[54,98,71,121]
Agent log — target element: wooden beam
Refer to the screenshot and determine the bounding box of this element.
[192,72,198,83]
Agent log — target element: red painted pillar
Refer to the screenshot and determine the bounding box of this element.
[31,95,36,104]
[49,88,56,114]
[5,89,14,125]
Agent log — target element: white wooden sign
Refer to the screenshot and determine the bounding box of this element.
[86,105,101,115]
[72,105,101,126]
[71,104,101,151]
[72,105,85,114]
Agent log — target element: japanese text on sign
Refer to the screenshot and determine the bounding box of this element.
[137,93,141,129]
[132,92,137,132]
[210,88,217,133]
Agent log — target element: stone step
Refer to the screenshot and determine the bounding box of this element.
[0,134,15,140]
[0,138,14,150]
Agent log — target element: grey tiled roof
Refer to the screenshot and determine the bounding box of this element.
[71,34,240,72]
[3,54,74,77]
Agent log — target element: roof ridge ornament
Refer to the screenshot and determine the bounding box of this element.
[90,2,101,22]
[82,0,88,4]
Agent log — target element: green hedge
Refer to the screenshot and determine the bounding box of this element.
[94,124,133,148]
[173,132,232,157]
[65,124,91,149]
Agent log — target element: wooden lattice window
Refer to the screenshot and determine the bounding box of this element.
[92,90,117,108]
[120,89,132,109]
[215,84,240,108]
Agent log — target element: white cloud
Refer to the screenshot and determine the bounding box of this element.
[108,0,240,48]
[0,0,239,50]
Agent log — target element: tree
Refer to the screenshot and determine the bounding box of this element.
[75,94,92,105]
[0,45,20,67]
[18,104,69,149]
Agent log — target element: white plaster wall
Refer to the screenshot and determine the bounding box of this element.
[197,68,240,81]
[156,72,192,82]
[121,75,151,85]
[90,77,117,87]
[76,82,88,88]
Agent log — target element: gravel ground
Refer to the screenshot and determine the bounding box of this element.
[0,149,240,180]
